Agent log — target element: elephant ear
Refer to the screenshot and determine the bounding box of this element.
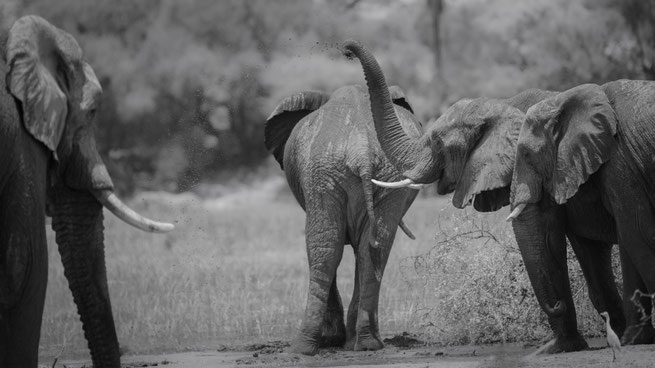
[6,15,73,159]
[388,85,414,114]
[511,84,617,207]
[265,91,330,169]
[452,101,525,212]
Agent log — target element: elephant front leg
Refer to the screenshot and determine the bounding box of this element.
[289,208,346,355]
[619,246,655,345]
[0,187,48,368]
[567,235,625,338]
[512,203,587,353]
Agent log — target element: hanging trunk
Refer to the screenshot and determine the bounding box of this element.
[511,203,571,322]
[343,40,441,183]
[51,187,120,368]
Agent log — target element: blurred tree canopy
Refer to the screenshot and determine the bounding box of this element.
[0,0,651,194]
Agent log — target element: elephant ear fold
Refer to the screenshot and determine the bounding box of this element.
[265,91,330,169]
[388,85,414,114]
[452,102,525,212]
[6,16,70,159]
[513,84,617,206]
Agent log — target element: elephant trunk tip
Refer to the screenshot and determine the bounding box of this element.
[341,39,362,58]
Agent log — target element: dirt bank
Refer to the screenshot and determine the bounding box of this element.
[49,337,653,368]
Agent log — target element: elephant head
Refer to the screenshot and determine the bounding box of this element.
[343,39,529,212]
[5,15,173,366]
[508,84,618,218]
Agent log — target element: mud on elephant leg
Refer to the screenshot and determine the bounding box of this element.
[289,200,346,355]
[567,235,625,338]
[318,278,346,347]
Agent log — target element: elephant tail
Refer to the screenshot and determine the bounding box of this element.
[360,164,384,281]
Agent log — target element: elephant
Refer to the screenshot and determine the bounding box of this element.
[264,84,420,355]
[0,16,173,368]
[341,39,655,353]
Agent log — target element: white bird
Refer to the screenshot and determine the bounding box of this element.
[600,311,621,362]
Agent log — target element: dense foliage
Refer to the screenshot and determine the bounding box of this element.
[1,0,653,193]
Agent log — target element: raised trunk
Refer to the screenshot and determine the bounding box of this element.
[511,203,574,327]
[343,40,441,183]
[51,187,120,368]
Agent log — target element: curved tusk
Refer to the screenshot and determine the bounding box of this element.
[93,190,175,233]
[372,178,423,189]
[506,203,527,222]
[398,219,416,240]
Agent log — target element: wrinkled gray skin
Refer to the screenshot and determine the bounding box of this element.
[265,85,420,355]
[344,39,655,353]
[0,16,171,368]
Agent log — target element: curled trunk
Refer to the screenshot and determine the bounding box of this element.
[343,39,441,183]
[51,187,120,368]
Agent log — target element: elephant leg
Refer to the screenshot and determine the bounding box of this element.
[352,212,400,352]
[619,246,655,344]
[1,190,48,368]
[512,202,587,353]
[289,197,346,355]
[605,173,655,344]
[344,253,360,350]
[566,234,625,338]
[318,277,346,347]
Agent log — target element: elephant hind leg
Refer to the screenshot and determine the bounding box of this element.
[319,278,346,347]
[352,206,405,352]
[289,196,346,355]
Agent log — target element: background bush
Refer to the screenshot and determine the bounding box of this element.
[400,210,623,345]
[3,0,655,194]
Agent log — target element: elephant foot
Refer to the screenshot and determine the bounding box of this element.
[319,313,346,347]
[288,338,319,356]
[622,323,655,345]
[353,334,384,351]
[541,334,588,354]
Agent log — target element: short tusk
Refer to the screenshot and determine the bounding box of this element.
[93,190,174,233]
[398,219,416,240]
[372,178,423,189]
[506,203,527,222]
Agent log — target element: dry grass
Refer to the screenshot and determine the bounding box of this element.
[39,176,438,360]
[38,175,620,362]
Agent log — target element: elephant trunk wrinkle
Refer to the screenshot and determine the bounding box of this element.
[51,192,120,367]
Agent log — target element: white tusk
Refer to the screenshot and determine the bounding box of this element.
[506,203,527,222]
[372,178,422,189]
[93,190,175,233]
[398,219,416,240]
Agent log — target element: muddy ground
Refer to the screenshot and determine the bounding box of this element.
[50,336,653,368]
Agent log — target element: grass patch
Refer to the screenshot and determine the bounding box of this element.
[39,178,621,362]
